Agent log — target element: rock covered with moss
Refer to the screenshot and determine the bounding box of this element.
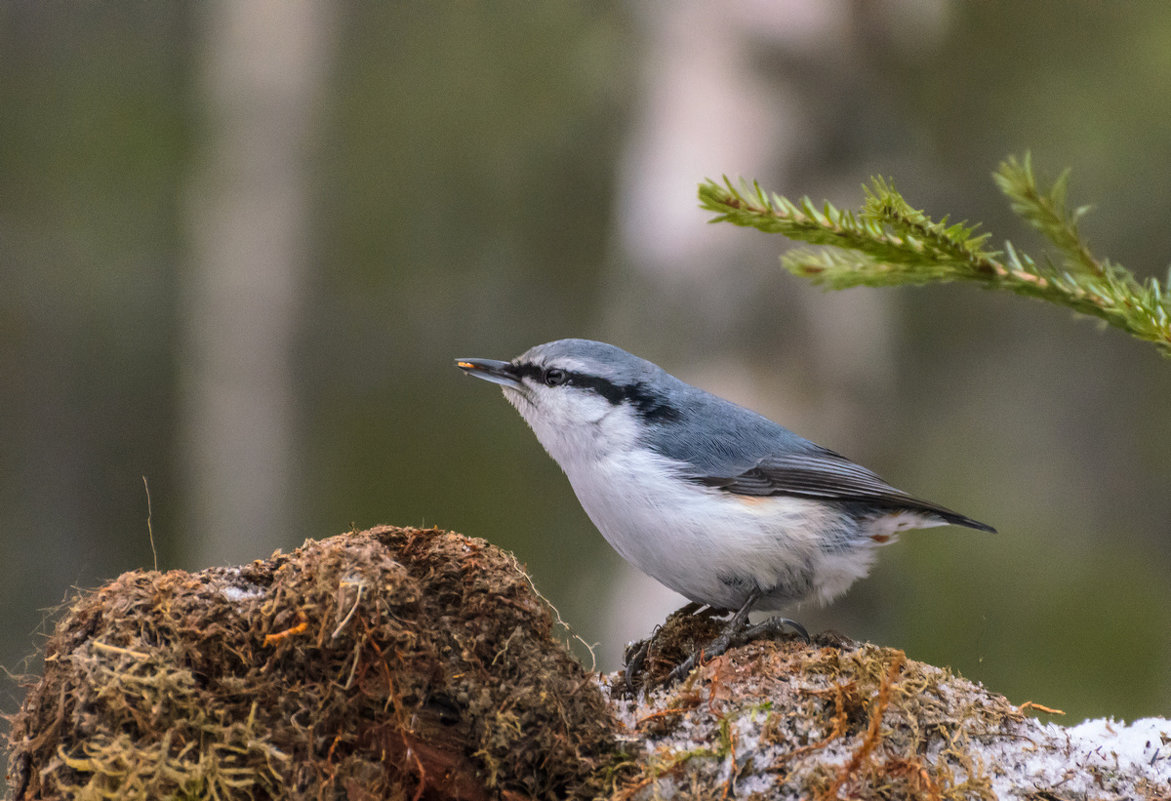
[610,607,1171,800]
[7,526,628,800]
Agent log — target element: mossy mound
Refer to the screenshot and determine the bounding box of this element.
[7,525,627,800]
[610,633,1025,801]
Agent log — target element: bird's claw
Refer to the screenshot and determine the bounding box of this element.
[623,638,651,694]
[740,616,810,645]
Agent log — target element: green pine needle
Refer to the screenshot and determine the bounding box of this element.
[698,155,1171,357]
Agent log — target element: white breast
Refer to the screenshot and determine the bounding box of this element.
[569,442,881,610]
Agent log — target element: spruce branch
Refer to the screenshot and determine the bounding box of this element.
[993,153,1102,276]
[699,156,1171,356]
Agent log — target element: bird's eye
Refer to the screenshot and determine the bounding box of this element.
[543,368,568,387]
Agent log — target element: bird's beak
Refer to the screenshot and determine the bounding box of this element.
[455,357,524,390]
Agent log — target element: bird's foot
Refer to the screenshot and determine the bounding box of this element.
[666,614,810,685]
[740,615,810,645]
[621,595,810,691]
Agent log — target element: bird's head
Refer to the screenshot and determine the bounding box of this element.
[456,338,681,462]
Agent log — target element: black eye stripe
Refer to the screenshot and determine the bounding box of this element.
[513,362,545,383]
[511,362,680,422]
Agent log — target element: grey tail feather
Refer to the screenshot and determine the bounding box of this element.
[929,507,997,533]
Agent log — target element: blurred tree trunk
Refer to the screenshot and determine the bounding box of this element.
[181,0,332,566]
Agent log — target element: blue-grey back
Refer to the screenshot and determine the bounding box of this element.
[641,378,822,476]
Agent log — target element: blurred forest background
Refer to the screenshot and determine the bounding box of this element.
[2,1,1169,734]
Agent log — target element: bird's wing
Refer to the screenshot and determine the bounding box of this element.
[693,446,996,532]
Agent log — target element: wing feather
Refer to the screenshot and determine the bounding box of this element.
[694,447,996,532]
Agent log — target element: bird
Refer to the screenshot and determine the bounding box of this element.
[456,338,995,682]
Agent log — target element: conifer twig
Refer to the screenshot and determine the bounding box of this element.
[699,154,1171,356]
